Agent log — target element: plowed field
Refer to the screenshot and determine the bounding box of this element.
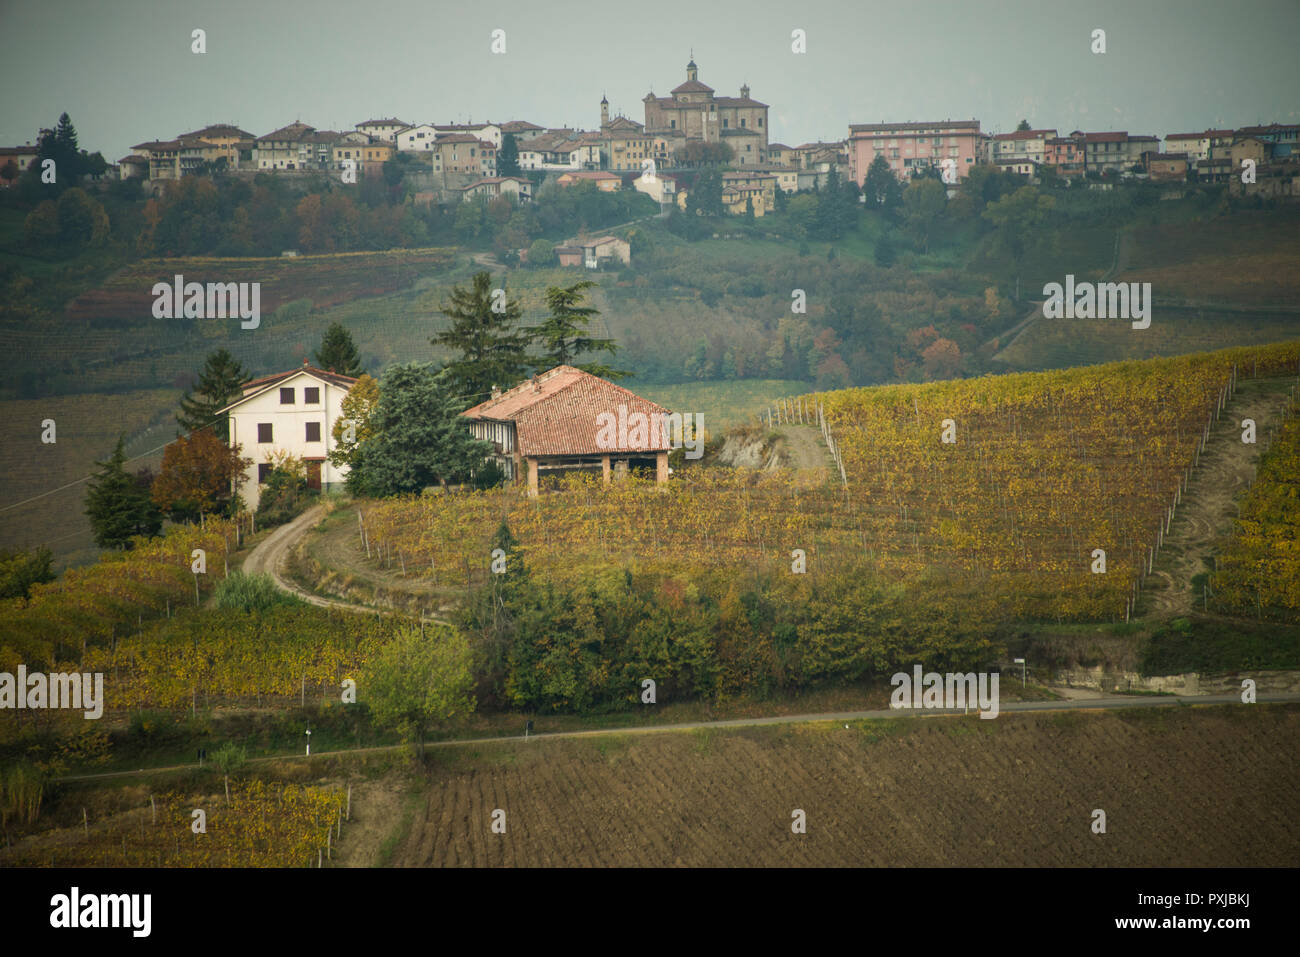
[385,705,1300,867]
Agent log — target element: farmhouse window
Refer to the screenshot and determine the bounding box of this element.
[258,464,271,484]
[280,387,295,404]
[306,422,321,442]
[304,387,320,403]
[258,423,273,443]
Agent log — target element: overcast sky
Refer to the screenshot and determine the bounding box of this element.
[2,0,1296,161]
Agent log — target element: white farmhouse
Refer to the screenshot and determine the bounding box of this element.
[220,361,359,512]
[395,124,439,152]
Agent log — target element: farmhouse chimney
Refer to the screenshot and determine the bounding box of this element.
[491,384,501,399]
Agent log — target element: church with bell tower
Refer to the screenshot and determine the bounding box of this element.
[641,56,770,167]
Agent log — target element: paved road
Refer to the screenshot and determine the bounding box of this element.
[57,690,1300,784]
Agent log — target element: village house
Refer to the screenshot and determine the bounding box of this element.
[355,118,410,144]
[0,144,39,181]
[255,122,320,170]
[456,176,532,203]
[1163,129,1235,165]
[433,133,496,175]
[994,157,1040,181]
[116,154,149,180]
[1044,136,1084,178]
[177,124,254,167]
[220,361,359,512]
[1145,152,1189,181]
[433,122,503,149]
[333,141,393,175]
[500,120,547,144]
[1235,123,1298,161]
[519,133,600,171]
[1074,131,1159,175]
[556,169,622,191]
[130,137,222,179]
[1228,136,1271,174]
[847,120,981,184]
[992,128,1056,164]
[394,124,439,152]
[461,365,671,496]
[633,167,678,204]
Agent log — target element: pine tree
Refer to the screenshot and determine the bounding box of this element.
[177,349,251,441]
[532,280,626,379]
[346,363,494,496]
[431,271,533,407]
[85,436,162,549]
[314,321,364,376]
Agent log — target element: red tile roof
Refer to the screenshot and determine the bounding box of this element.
[462,366,671,457]
[241,363,359,393]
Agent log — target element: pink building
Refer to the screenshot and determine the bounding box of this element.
[847,120,981,184]
[1044,137,1083,177]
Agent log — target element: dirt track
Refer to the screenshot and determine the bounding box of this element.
[1142,376,1295,617]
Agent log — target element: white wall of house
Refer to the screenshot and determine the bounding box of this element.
[227,371,351,512]
[396,125,439,151]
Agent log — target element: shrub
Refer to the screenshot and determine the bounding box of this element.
[212,572,303,613]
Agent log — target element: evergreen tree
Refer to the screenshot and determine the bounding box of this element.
[177,349,251,441]
[432,271,533,407]
[347,363,494,496]
[532,280,626,379]
[687,168,723,217]
[863,154,903,214]
[498,133,522,177]
[314,321,365,376]
[85,436,162,549]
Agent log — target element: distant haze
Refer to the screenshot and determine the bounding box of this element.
[2,0,1296,161]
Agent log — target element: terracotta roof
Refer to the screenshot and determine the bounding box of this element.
[604,116,645,132]
[240,364,359,393]
[559,170,620,180]
[358,118,410,127]
[132,140,181,151]
[180,124,254,139]
[714,95,769,108]
[766,143,792,151]
[502,120,544,132]
[462,366,671,457]
[1238,124,1299,135]
[671,79,715,94]
[435,133,484,145]
[118,154,149,164]
[1082,131,1129,142]
[257,122,316,142]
